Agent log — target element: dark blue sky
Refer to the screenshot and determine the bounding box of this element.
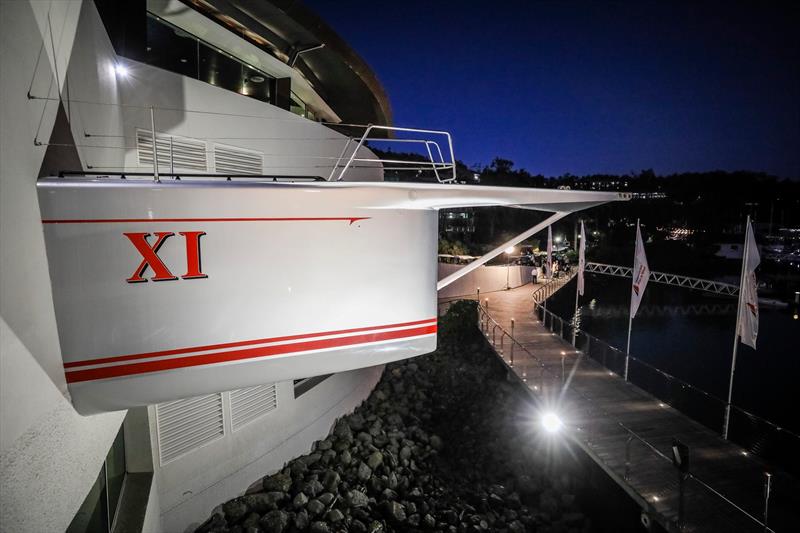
[306,1,799,179]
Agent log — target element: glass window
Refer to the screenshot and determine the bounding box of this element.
[66,465,108,533]
[105,429,126,524]
[290,92,306,117]
[199,43,241,93]
[242,64,274,103]
[146,14,197,78]
[66,426,127,533]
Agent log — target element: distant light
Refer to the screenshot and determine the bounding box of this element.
[554,236,563,243]
[114,64,129,78]
[652,496,660,502]
[659,402,666,408]
[541,412,563,433]
[742,451,749,457]
[505,246,515,254]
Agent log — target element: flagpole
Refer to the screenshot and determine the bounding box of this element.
[624,219,639,381]
[723,215,750,440]
[573,220,582,346]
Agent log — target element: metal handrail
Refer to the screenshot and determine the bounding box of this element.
[531,266,577,303]
[475,302,777,532]
[535,302,800,443]
[332,124,456,183]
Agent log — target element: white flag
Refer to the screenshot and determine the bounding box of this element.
[546,226,553,278]
[577,221,586,296]
[630,222,650,319]
[738,221,760,349]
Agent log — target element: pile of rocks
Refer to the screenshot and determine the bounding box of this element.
[196,303,590,533]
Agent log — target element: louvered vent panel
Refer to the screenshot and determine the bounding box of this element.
[136,129,208,171]
[230,384,277,431]
[214,144,263,175]
[156,393,224,464]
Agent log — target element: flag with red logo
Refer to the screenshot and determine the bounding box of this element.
[630,222,650,319]
[578,221,586,296]
[738,221,760,349]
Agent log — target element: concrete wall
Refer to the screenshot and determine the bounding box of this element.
[437,263,534,299]
[0,2,128,531]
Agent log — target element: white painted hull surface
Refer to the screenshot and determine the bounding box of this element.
[38,179,624,413]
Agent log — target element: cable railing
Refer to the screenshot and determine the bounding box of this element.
[533,301,800,476]
[473,302,780,532]
[28,94,457,184]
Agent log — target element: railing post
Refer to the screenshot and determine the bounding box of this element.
[150,106,160,183]
[510,318,515,365]
[763,472,772,532]
[560,317,564,338]
[499,333,504,355]
[624,435,633,480]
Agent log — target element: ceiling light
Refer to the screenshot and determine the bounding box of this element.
[541,412,563,433]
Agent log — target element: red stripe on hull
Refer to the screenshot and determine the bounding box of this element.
[65,324,437,383]
[63,318,437,369]
[42,217,370,224]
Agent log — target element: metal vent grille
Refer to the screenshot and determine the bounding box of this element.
[213,143,263,175]
[136,129,208,171]
[230,384,278,431]
[156,393,224,464]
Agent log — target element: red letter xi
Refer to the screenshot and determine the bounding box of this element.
[179,231,207,279]
[125,232,177,283]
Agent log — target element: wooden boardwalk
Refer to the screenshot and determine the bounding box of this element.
[452,284,798,533]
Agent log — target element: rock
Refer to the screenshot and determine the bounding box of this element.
[292,492,308,509]
[333,419,353,441]
[325,509,344,523]
[316,439,333,451]
[399,446,412,461]
[381,500,406,523]
[357,462,372,481]
[350,519,367,533]
[381,488,398,501]
[222,499,249,523]
[339,450,352,466]
[241,513,260,530]
[368,520,384,532]
[366,451,383,470]
[262,473,292,493]
[322,470,340,491]
[357,432,373,445]
[348,413,366,431]
[508,520,525,533]
[430,435,443,450]
[317,492,335,506]
[242,492,285,514]
[258,510,288,533]
[294,510,309,530]
[309,521,330,533]
[195,512,225,533]
[307,498,325,516]
[347,489,370,508]
[422,513,436,528]
[302,479,324,498]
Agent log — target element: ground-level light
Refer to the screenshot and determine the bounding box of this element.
[541,412,563,433]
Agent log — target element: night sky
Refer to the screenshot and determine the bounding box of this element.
[305,1,799,179]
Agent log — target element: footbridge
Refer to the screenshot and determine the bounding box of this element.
[457,285,799,533]
[585,262,739,297]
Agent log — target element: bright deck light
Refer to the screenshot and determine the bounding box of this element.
[114,64,129,77]
[541,412,563,433]
[505,246,515,254]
